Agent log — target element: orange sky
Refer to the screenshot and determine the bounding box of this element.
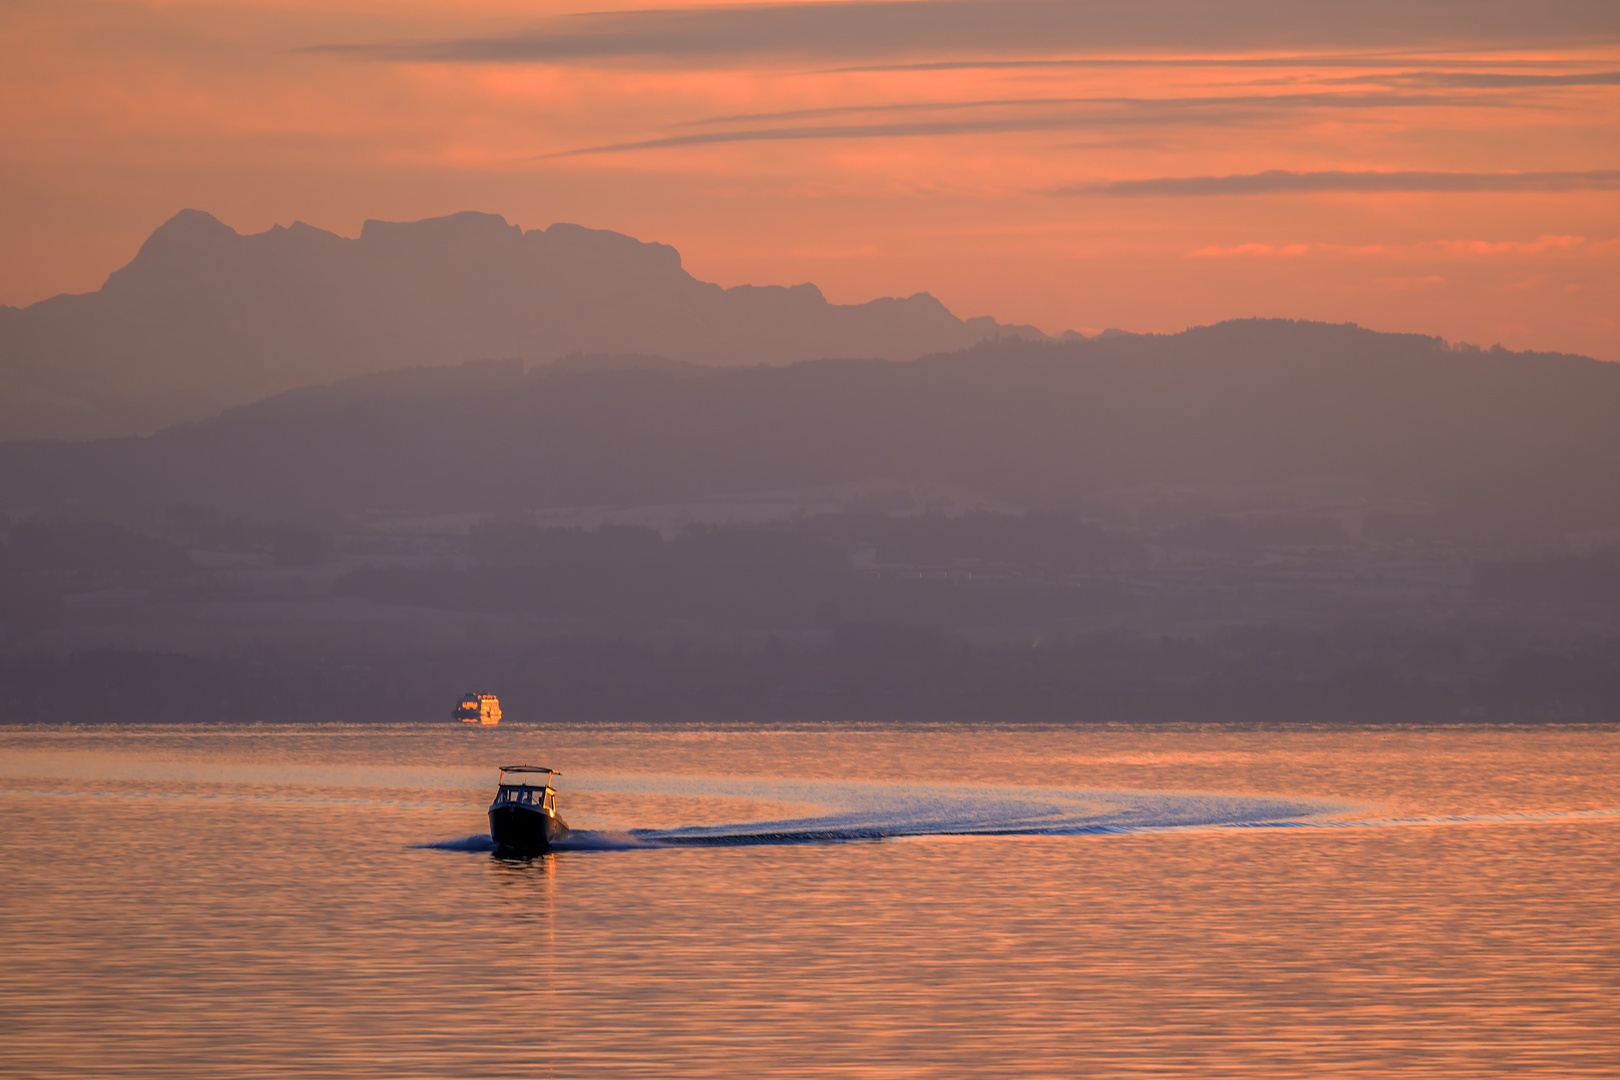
[3,0,1618,356]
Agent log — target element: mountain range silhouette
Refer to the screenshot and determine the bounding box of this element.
[0,209,1051,439]
[3,321,1615,547]
[3,211,1617,549]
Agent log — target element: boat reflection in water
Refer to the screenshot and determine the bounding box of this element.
[488,766,570,853]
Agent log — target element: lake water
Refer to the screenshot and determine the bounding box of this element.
[2,723,1617,1078]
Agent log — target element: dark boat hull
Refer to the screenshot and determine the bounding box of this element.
[489,805,570,852]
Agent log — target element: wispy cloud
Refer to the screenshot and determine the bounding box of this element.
[1328,70,1620,89]
[680,90,1485,128]
[834,56,1611,74]
[307,0,1620,68]
[678,98,1098,128]
[1060,169,1620,196]
[556,92,1515,156]
[1191,242,1311,257]
[1439,234,1587,254]
[547,115,1240,158]
[1184,235,1592,259]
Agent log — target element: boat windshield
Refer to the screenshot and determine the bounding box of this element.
[493,766,559,806]
[494,786,554,808]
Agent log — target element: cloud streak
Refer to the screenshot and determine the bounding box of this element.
[558,92,1519,156]
[680,90,1493,128]
[1185,235,1592,259]
[1331,70,1620,89]
[548,115,1245,158]
[309,0,1620,67]
[834,56,1610,74]
[1061,169,1620,196]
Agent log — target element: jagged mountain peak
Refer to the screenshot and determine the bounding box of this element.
[1,210,1050,440]
[109,208,239,278]
[358,209,520,246]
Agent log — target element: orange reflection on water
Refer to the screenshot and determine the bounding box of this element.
[0,723,1616,1077]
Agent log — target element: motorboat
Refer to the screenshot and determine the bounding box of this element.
[489,765,570,852]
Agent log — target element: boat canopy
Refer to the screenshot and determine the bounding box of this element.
[498,765,560,785]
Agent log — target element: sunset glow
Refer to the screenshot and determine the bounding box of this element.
[7,13,1620,1078]
[3,0,1618,356]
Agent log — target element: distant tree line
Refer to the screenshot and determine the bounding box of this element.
[1475,548,1620,607]
[341,517,1136,630]
[2,623,1615,725]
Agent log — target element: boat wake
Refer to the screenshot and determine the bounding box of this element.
[415,834,497,852]
[419,775,1356,852]
[413,829,663,853]
[612,776,1344,846]
[415,774,1620,853]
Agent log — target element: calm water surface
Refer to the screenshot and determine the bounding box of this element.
[2,723,1617,1078]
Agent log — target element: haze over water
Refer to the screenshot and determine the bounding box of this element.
[3,723,1616,1078]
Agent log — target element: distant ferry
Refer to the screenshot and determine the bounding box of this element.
[489,766,570,852]
[453,693,502,725]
